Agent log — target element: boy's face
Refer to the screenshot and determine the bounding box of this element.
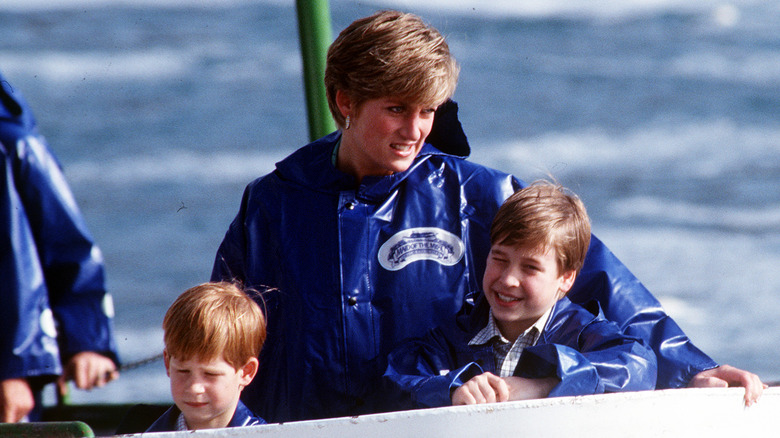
[482,243,576,342]
[164,352,257,430]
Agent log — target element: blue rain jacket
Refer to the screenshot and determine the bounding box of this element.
[146,400,266,432]
[212,101,716,423]
[0,73,118,383]
[384,295,657,408]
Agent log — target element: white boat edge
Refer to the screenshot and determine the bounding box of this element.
[114,386,780,437]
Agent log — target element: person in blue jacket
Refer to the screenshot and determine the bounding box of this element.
[146,282,267,432]
[384,181,657,408]
[211,10,763,423]
[0,72,119,422]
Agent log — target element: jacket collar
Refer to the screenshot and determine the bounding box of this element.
[272,99,471,203]
[147,400,262,432]
[458,292,586,339]
[274,135,466,204]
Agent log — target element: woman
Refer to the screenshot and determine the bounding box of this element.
[212,10,762,423]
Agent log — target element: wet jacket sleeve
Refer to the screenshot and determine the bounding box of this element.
[515,312,658,396]
[569,236,717,389]
[1,77,118,380]
[384,327,487,409]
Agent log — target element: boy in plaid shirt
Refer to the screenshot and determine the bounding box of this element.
[385,181,657,408]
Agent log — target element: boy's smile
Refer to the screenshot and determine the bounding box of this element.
[482,243,576,342]
[496,292,522,303]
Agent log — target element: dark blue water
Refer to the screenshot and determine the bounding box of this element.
[1,0,778,404]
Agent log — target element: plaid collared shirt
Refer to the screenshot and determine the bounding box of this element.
[469,308,551,377]
[176,412,188,431]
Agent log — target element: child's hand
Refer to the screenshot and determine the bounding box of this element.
[688,364,766,407]
[502,376,558,401]
[452,372,509,405]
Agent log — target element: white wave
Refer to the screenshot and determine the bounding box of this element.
[522,44,780,86]
[0,0,290,11]
[479,119,780,180]
[670,50,780,86]
[608,197,780,232]
[354,0,765,20]
[1,0,768,22]
[0,43,300,83]
[64,149,289,186]
[59,120,777,189]
[653,296,707,326]
[0,50,190,82]
[595,224,780,364]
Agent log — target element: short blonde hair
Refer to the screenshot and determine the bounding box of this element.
[324,10,459,128]
[163,282,266,370]
[490,181,591,276]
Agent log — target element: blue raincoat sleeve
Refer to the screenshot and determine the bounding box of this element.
[0,73,118,381]
[384,298,656,408]
[515,299,657,396]
[383,324,490,409]
[568,237,716,389]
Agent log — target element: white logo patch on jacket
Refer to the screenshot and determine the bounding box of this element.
[378,227,464,271]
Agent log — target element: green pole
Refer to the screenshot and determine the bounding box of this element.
[296,0,336,141]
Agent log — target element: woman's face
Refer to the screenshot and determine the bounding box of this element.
[337,94,437,183]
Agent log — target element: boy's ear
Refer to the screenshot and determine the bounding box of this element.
[163,350,171,377]
[558,269,577,298]
[238,357,259,389]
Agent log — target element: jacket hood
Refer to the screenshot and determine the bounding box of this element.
[427,99,471,157]
[0,74,23,120]
[0,73,37,152]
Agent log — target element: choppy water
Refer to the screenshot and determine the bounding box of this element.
[1,0,778,405]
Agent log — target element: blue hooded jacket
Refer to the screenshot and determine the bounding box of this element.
[212,101,716,423]
[0,73,118,383]
[384,295,657,408]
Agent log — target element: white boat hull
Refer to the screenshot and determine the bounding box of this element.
[118,387,780,437]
